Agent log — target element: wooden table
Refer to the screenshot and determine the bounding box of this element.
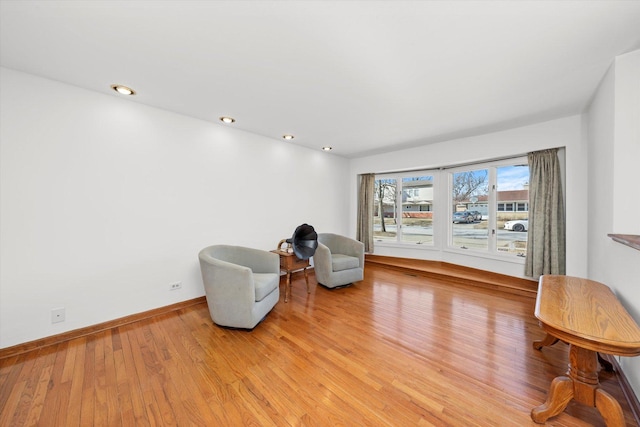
[531,275,640,426]
[271,250,310,303]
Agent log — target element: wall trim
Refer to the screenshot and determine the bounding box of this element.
[0,296,206,360]
[601,354,640,425]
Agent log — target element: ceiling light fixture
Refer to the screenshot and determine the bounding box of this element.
[322,146,332,151]
[282,134,295,140]
[111,84,136,95]
[219,116,236,124]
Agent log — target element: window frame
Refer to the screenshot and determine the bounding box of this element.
[447,164,494,253]
[372,155,530,262]
[373,172,436,247]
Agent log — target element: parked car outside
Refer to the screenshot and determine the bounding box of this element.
[453,212,474,223]
[504,219,528,232]
[469,211,482,221]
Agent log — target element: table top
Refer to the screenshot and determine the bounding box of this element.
[271,249,295,257]
[535,275,640,356]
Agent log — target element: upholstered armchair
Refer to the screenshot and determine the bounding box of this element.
[313,233,365,288]
[198,245,280,329]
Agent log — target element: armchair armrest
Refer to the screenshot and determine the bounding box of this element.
[312,243,332,284]
[199,255,255,301]
[336,238,365,268]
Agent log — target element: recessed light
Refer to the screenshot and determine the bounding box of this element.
[322,146,332,151]
[219,116,236,124]
[111,84,135,95]
[283,134,295,140]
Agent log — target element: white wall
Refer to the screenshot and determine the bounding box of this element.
[0,67,350,348]
[587,50,640,395]
[349,115,588,279]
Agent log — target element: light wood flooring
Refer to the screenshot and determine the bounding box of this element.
[1,263,637,426]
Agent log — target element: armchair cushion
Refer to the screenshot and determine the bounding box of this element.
[253,273,279,301]
[331,254,360,272]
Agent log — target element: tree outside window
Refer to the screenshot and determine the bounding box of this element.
[374,178,397,240]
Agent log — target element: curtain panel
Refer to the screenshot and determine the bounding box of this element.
[525,148,566,277]
[357,173,375,253]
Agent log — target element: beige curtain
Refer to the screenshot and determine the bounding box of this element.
[525,149,566,277]
[357,173,375,253]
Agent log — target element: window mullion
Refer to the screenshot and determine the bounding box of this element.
[488,167,497,253]
[396,181,402,242]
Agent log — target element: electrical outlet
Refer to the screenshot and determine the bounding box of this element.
[169,282,182,291]
[51,307,65,324]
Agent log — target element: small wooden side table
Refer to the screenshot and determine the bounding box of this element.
[531,275,640,426]
[271,250,310,302]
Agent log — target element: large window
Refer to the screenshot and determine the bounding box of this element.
[451,168,489,250]
[374,174,434,245]
[372,157,530,259]
[449,161,529,256]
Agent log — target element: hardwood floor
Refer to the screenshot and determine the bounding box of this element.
[1,263,637,426]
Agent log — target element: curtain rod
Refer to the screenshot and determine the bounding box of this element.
[368,153,530,177]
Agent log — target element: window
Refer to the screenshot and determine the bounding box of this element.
[373,178,397,242]
[449,162,529,256]
[370,156,530,259]
[496,164,529,257]
[451,168,489,250]
[401,176,434,245]
[374,174,434,245]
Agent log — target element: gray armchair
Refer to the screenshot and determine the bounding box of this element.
[313,233,364,288]
[198,245,280,329]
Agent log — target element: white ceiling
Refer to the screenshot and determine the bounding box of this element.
[2,1,639,158]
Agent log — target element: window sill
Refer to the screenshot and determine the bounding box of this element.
[443,247,526,264]
[374,241,438,250]
[372,241,526,264]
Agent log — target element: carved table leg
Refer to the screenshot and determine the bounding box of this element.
[596,388,625,427]
[569,345,599,406]
[531,376,574,423]
[532,344,624,426]
[533,333,560,350]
